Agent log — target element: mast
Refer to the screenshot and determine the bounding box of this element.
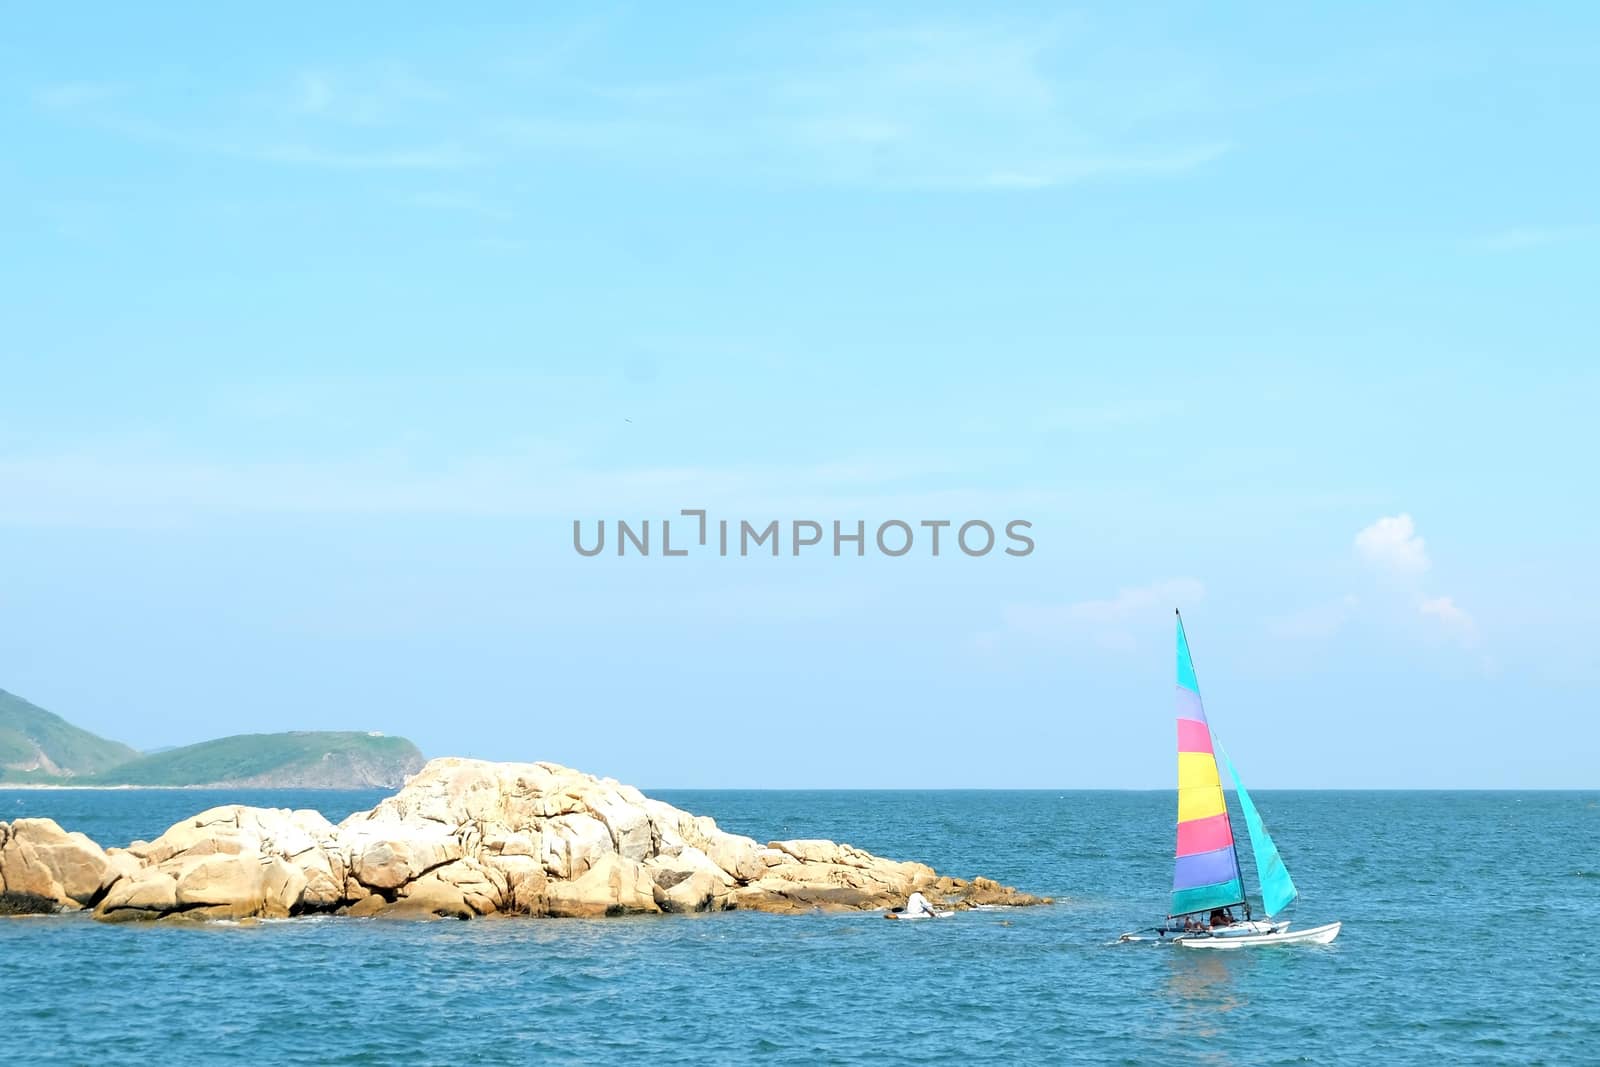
[1193,612,1253,920]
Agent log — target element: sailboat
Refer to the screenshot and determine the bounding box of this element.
[1123,611,1341,948]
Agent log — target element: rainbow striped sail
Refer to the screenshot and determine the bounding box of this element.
[1170,613,1246,917]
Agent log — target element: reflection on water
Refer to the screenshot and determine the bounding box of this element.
[1157,950,1250,1060]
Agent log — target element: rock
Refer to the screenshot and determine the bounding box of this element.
[420,857,506,917]
[544,852,660,917]
[391,871,475,919]
[95,868,179,922]
[585,787,654,862]
[295,848,346,911]
[540,813,612,880]
[645,845,735,913]
[0,818,116,907]
[1,889,59,915]
[346,825,463,891]
[726,878,883,913]
[171,853,307,919]
[341,894,388,918]
[651,867,723,913]
[131,806,242,865]
[485,853,547,914]
[9,755,1047,923]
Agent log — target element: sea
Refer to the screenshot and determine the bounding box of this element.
[2,788,1595,1065]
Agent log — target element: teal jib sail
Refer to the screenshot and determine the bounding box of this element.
[1217,743,1298,917]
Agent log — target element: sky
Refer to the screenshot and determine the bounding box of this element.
[1,4,1596,788]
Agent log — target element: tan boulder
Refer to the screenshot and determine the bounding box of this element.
[485,854,547,914]
[341,894,388,918]
[103,848,145,885]
[769,839,845,865]
[640,799,688,856]
[483,830,539,857]
[389,856,507,918]
[0,817,116,907]
[95,868,180,922]
[544,852,660,917]
[641,803,764,881]
[131,806,248,865]
[296,853,346,910]
[345,826,463,891]
[645,845,735,913]
[171,853,307,919]
[584,787,654,861]
[390,871,475,919]
[434,857,507,915]
[540,813,612,880]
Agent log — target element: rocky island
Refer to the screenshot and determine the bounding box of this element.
[0,757,1046,921]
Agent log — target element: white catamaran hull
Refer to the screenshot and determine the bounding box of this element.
[1178,921,1341,948]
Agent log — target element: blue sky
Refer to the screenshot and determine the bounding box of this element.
[2,5,1596,787]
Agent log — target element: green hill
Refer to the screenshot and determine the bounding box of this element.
[85,731,425,788]
[0,689,141,782]
[1,688,425,788]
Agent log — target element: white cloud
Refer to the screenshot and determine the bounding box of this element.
[1004,578,1203,651]
[1355,513,1430,577]
[1275,515,1481,652]
[1419,595,1476,644]
[1297,514,1479,650]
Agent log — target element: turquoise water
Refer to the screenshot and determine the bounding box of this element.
[3,789,1595,1064]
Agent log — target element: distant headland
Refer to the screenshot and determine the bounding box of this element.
[0,688,423,789]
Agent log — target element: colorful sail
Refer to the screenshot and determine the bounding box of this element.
[1171,613,1245,917]
[1217,743,1298,917]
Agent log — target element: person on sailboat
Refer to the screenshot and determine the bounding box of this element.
[1209,908,1233,928]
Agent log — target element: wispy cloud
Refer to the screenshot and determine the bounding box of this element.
[33,73,477,172]
[33,15,1227,191]
[488,20,1230,190]
[1002,578,1204,652]
[284,67,448,126]
[395,190,513,219]
[0,441,1049,529]
[245,142,479,170]
[1419,594,1477,644]
[33,82,123,110]
[1474,224,1598,252]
